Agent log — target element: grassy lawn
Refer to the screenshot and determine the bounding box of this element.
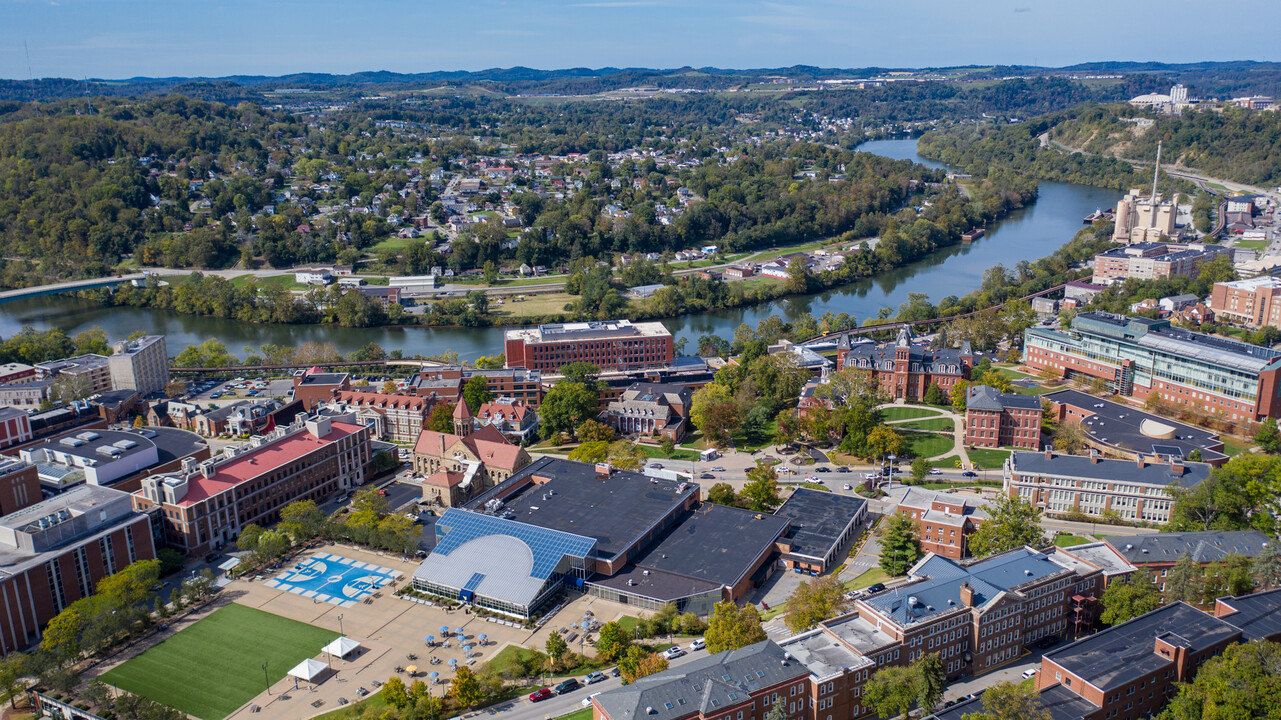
[230,274,306,290]
[1221,436,1253,457]
[680,433,709,451]
[900,431,955,458]
[731,418,780,451]
[894,418,954,432]
[845,566,891,590]
[556,709,595,720]
[638,445,701,461]
[1236,240,1269,250]
[932,455,962,469]
[313,692,389,720]
[1054,534,1091,547]
[992,367,1034,380]
[1011,384,1056,396]
[369,235,430,252]
[913,479,1003,490]
[485,292,574,318]
[101,604,339,720]
[966,447,1012,469]
[486,644,549,677]
[882,407,943,421]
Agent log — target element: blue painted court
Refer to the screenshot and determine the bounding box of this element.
[265,553,402,607]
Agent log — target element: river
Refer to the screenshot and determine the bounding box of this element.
[0,139,1119,362]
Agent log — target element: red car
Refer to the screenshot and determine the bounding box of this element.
[529,688,553,702]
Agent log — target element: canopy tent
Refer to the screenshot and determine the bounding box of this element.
[322,636,362,659]
[288,658,328,683]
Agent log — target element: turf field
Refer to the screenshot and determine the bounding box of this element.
[101,604,338,720]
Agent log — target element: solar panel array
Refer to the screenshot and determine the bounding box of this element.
[434,508,596,580]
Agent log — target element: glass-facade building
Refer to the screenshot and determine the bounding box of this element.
[1025,312,1281,422]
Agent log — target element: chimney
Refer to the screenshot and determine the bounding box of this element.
[1136,455,1146,469]
[595,463,612,478]
[959,582,975,607]
[1170,458,1184,474]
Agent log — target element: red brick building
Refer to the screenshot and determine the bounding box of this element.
[0,458,39,516]
[895,487,989,560]
[407,366,544,408]
[332,390,435,444]
[291,368,351,410]
[965,385,1042,449]
[134,417,370,554]
[1208,276,1281,328]
[836,328,973,402]
[0,408,33,453]
[0,484,155,654]
[504,320,674,372]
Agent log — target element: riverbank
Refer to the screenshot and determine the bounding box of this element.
[0,140,1121,361]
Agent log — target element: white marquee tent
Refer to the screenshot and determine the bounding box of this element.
[322,636,362,659]
[288,658,328,684]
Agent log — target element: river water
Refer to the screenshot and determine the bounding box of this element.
[0,139,1119,361]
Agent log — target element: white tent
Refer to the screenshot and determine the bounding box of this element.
[322,636,362,659]
[288,658,328,683]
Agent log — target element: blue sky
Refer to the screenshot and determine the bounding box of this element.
[2,0,1279,79]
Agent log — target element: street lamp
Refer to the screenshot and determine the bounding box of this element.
[262,661,271,696]
[338,613,344,637]
[887,454,897,488]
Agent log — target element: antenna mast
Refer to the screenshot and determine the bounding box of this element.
[24,40,40,114]
[1151,140,1162,201]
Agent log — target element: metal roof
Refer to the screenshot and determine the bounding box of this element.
[1105,530,1272,564]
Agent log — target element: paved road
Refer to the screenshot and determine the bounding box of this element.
[492,645,712,720]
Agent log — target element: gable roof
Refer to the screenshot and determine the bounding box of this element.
[413,425,525,471]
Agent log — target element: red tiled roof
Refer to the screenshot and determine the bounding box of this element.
[412,426,524,471]
[175,422,361,507]
[452,399,473,419]
[424,470,466,488]
[476,402,530,422]
[335,390,428,410]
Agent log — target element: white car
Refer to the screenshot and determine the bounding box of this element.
[928,468,943,475]
[662,646,685,660]
[1021,668,1038,680]
[804,475,820,483]
[582,692,602,708]
[864,473,879,480]
[689,638,706,651]
[842,483,853,491]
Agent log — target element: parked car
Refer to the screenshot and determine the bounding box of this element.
[554,679,581,695]
[1021,668,1038,680]
[689,638,706,651]
[610,667,621,678]
[582,693,602,708]
[662,646,685,660]
[842,483,853,491]
[867,583,886,593]
[529,688,553,702]
[585,671,606,684]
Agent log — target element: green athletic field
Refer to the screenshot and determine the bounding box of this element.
[101,603,339,720]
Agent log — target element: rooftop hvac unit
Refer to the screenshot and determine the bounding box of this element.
[59,437,85,447]
[113,439,138,450]
[77,432,100,441]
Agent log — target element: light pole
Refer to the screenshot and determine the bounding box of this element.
[338,613,344,637]
[887,454,897,488]
[262,661,271,696]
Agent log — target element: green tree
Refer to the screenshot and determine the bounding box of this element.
[951,379,971,414]
[462,376,494,412]
[764,699,788,720]
[704,601,766,654]
[383,676,410,709]
[474,354,505,370]
[1253,541,1281,589]
[1163,553,1204,605]
[567,441,610,464]
[558,362,602,386]
[279,500,327,542]
[426,402,455,433]
[1101,569,1160,625]
[576,419,616,443]
[540,381,600,439]
[866,425,904,459]
[707,483,739,507]
[1158,640,1281,720]
[448,666,486,709]
[0,653,28,709]
[961,680,1050,720]
[864,665,917,720]
[910,456,932,484]
[617,646,668,685]
[784,575,850,633]
[690,383,740,447]
[72,326,112,356]
[545,632,569,664]
[595,621,632,662]
[922,382,947,406]
[968,495,1044,558]
[606,440,648,471]
[784,256,810,294]
[916,653,946,715]
[660,435,676,457]
[1256,417,1281,453]
[742,462,781,512]
[879,511,923,576]
[1166,456,1272,532]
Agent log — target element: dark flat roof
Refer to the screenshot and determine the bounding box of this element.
[632,503,789,588]
[589,564,723,602]
[472,457,696,561]
[1215,588,1281,642]
[1042,389,1226,464]
[773,488,866,562]
[139,427,207,465]
[1043,602,1239,691]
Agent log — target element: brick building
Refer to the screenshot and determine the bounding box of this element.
[1004,450,1211,525]
[965,385,1042,449]
[894,487,989,560]
[134,417,370,554]
[413,425,531,508]
[35,355,112,396]
[0,459,39,516]
[1103,530,1272,592]
[468,399,539,443]
[504,320,674,372]
[0,485,155,654]
[407,366,543,408]
[291,368,351,410]
[1208,276,1281,328]
[0,408,33,452]
[333,390,435,444]
[600,382,693,441]
[1024,312,1281,422]
[836,328,973,402]
[1091,242,1230,285]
